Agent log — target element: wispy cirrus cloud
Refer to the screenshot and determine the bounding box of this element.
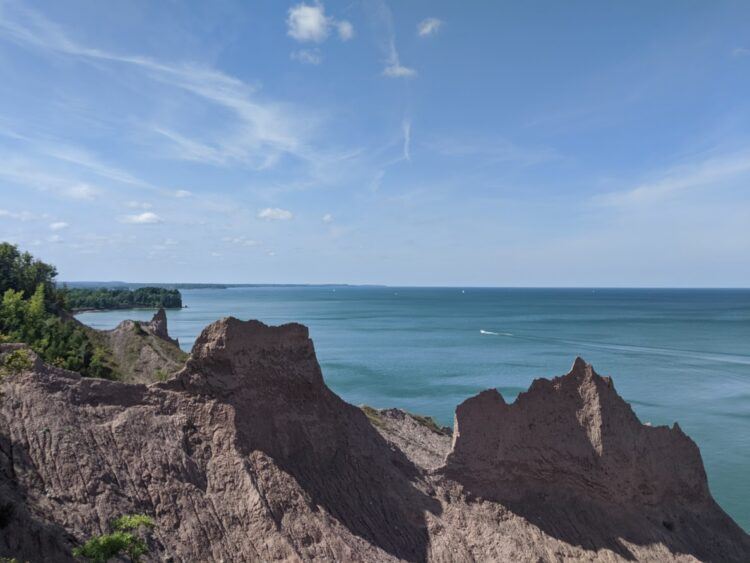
[0,121,174,196]
[0,3,324,171]
[597,149,750,206]
[382,45,416,78]
[364,0,415,78]
[0,155,103,200]
[291,48,322,65]
[402,119,412,161]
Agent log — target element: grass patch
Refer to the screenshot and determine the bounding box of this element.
[412,413,451,435]
[132,323,147,336]
[360,405,386,429]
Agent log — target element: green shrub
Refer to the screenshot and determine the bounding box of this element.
[112,514,155,531]
[73,514,154,562]
[1,349,32,375]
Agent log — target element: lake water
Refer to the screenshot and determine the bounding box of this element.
[76,287,750,531]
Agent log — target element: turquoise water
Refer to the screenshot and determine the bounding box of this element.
[76,287,750,530]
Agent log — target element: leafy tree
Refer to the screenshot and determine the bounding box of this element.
[0,242,61,311]
[0,244,113,378]
[73,514,155,563]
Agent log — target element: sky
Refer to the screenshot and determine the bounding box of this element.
[0,0,749,286]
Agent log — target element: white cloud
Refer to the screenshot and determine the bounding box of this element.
[257,207,293,221]
[337,20,354,41]
[383,61,416,78]
[173,189,192,198]
[733,47,750,57]
[286,3,353,44]
[67,183,99,200]
[287,3,330,43]
[49,221,69,230]
[322,213,333,223]
[121,212,163,224]
[47,234,63,243]
[291,48,322,65]
[417,18,443,37]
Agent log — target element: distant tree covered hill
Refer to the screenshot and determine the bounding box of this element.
[65,287,183,311]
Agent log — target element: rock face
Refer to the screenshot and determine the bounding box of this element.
[94,308,186,383]
[147,308,179,347]
[1,319,749,562]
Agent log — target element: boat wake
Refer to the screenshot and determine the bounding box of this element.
[478,329,750,366]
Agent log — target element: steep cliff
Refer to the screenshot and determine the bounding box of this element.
[83,308,187,383]
[0,318,748,562]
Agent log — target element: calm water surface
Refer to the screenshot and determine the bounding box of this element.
[77,287,750,530]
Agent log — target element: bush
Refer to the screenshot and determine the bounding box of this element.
[1,349,32,375]
[73,514,154,562]
[112,514,155,531]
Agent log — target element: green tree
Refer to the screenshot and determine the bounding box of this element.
[0,244,113,379]
[0,243,60,310]
[73,514,155,563]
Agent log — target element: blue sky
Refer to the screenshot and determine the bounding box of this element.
[1,0,749,286]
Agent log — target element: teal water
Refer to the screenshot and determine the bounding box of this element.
[76,287,750,530]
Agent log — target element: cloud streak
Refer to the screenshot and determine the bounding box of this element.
[0,3,321,170]
[598,149,750,206]
[365,0,416,78]
[402,119,411,161]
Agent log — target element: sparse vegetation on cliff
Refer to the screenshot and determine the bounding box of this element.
[73,513,154,563]
[0,349,32,376]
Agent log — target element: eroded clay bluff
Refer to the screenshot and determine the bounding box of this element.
[1,317,749,562]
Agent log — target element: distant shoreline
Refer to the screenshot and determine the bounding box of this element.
[72,305,186,314]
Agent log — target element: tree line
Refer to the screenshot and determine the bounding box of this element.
[65,287,182,311]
